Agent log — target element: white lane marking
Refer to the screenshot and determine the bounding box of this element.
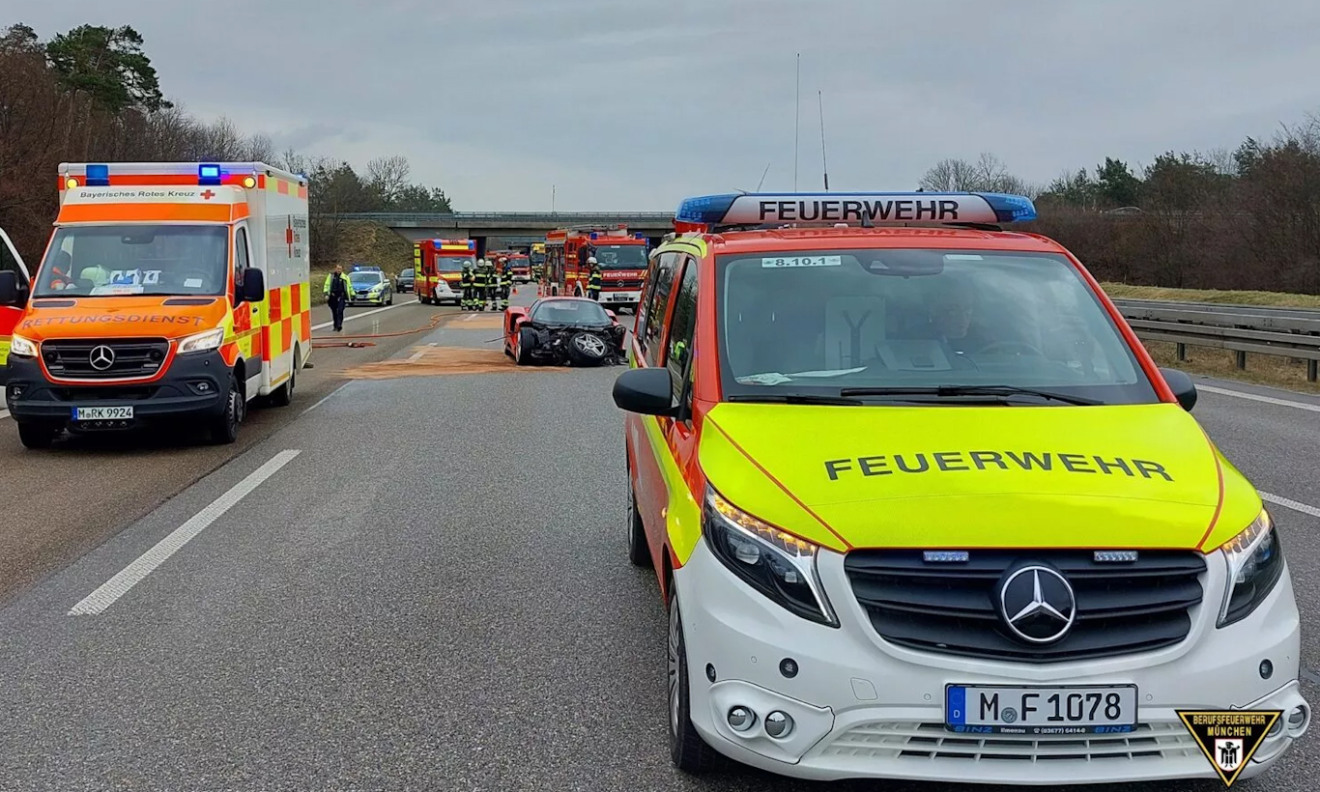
[407,350,426,362]
[301,381,353,416]
[311,302,407,331]
[69,449,301,616]
[1198,384,1320,413]
[463,313,478,322]
[1261,491,1320,519]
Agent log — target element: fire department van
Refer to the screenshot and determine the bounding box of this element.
[0,162,312,448]
[612,190,1308,786]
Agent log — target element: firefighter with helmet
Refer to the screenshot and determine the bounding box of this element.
[473,258,489,311]
[460,261,475,310]
[495,256,511,311]
[586,256,603,301]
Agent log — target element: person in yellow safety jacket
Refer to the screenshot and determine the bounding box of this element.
[482,259,498,311]
[460,264,475,311]
[586,257,603,301]
[323,264,352,332]
[473,259,489,311]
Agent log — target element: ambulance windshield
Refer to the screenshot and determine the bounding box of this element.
[33,225,229,298]
[436,255,475,272]
[716,249,1159,405]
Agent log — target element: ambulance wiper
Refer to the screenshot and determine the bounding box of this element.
[727,393,865,406]
[837,385,1101,405]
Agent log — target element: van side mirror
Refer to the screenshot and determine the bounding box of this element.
[0,271,18,306]
[1161,368,1197,411]
[613,367,676,416]
[241,268,266,303]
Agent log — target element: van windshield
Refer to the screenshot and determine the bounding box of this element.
[716,248,1159,405]
[593,245,648,270]
[436,255,475,272]
[33,225,229,298]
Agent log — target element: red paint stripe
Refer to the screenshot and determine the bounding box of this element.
[1195,427,1227,552]
[282,317,292,350]
[705,416,852,550]
[290,282,302,314]
[301,311,311,341]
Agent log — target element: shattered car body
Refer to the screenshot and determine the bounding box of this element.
[503,297,627,366]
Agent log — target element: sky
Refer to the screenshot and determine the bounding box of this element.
[11,0,1320,212]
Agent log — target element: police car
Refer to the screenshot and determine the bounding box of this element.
[611,191,1308,786]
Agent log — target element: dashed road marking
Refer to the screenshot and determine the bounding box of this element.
[1198,385,1320,413]
[68,449,301,616]
[1261,491,1320,519]
[300,382,353,416]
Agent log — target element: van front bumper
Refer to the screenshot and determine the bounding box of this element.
[4,350,229,428]
[674,540,1309,786]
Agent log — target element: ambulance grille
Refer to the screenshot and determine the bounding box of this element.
[42,338,170,380]
[843,550,1206,663]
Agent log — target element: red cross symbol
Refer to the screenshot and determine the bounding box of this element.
[286,218,295,256]
[200,189,215,200]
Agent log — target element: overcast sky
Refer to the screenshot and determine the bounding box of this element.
[12,0,1320,211]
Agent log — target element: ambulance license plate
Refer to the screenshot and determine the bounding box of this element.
[945,684,1138,734]
[73,406,134,421]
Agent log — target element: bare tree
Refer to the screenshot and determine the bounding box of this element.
[365,155,411,204]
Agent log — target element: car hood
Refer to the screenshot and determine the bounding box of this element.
[16,296,227,341]
[697,402,1258,553]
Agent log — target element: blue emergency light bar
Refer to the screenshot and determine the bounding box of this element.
[674,191,1037,229]
[85,164,110,186]
[198,163,223,185]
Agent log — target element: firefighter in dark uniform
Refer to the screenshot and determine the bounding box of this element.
[495,257,511,311]
[460,263,475,310]
[472,259,489,311]
[586,257,603,302]
[482,257,497,310]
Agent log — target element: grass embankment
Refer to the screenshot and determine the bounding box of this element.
[1099,282,1320,394]
[309,221,415,303]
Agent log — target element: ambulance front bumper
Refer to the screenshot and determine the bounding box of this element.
[674,540,1308,786]
[4,350,229,426]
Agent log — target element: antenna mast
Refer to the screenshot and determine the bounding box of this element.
[818,90,829,191]
[755,161,771,192]
[793,53,801,191]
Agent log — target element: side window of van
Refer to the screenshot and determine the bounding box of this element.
[234,227,250,294]
[0,233,26,282]
[664,256,699,404]
[641,252,681,366]
[633,252,661,342]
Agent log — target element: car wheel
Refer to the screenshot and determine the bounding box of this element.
[669,588,718,774]
[567,332,609,366]
[209,375,241,445]
[16,421,58,450]
[515,327,535,365]
[628,486,651,567]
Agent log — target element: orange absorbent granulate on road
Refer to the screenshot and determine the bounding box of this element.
[340,346,566,379]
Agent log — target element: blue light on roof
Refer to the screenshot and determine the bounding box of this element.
[978,192,1038,223]
[85,164,110,186]
[589,232,598,240]
[198,163,222,185]
[675,193,741,225]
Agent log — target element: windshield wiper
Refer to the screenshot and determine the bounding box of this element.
[837,385,1101,406]
[727,393,865,406]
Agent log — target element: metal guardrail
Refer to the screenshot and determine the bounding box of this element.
[328,211,675,225]
[1112,298,1320,382]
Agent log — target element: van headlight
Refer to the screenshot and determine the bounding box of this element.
[702,486,838,626]
[9,335,37,358]
[177,328,225,355]
[1218,507,1285,628]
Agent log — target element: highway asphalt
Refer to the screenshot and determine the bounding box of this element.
[0,290,1317,790]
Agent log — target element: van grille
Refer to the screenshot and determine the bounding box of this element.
[842,549,1206,663]
[41,338,170,380]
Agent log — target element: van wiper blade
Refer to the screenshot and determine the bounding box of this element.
[837,384,1100,405]
[727,393,865,406]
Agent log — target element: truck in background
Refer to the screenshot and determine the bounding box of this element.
[0,161,312,448]
[542,226,649,311]
[414,238,476,306]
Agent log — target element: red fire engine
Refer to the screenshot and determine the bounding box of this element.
[541,226,649,311]
[414,238,475,306]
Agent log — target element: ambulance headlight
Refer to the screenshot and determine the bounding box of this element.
[1218,507,1286,628]
[702,486,837,627]
[9,335,37,358]
[177,328,226,355]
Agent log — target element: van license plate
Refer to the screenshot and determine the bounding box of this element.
[945,684,1138,734]
[73,406,134,421]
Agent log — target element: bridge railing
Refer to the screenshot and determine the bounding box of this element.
[1112,298,1320,382]
[328,211,676,224]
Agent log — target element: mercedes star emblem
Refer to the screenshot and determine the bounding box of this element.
[89,345,116,371]
[997,565,1077,644]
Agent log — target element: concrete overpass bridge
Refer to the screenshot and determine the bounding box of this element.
[332,211,676,255]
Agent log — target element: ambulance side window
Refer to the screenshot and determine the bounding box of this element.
[233,227,250,298]
[0,233,26,284]
[641,252,681,366]
[665,256,699,406]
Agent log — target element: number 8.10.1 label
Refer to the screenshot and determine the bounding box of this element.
[760,256,843,268]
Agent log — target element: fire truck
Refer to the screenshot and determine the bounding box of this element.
[529,242,546,281]
[414,238,475,306]
[541,226,649,311]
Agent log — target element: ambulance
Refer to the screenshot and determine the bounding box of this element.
[414,238,476,306]
[0,162,312,448]
[612,190,1308,786]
